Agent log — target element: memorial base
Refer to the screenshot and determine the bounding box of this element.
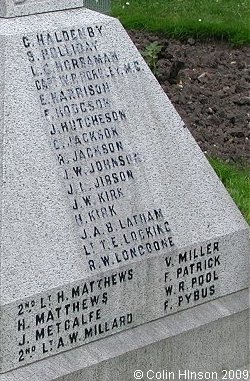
[1,289,249,381]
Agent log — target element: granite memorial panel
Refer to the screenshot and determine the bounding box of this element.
[0,2,249,378]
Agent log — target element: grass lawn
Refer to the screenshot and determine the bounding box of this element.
[209,158,250,224]
[112,0,250,45]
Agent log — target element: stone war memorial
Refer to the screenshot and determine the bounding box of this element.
[0,0,249,380]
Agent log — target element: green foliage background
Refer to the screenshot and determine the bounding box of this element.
[112,0,250,45]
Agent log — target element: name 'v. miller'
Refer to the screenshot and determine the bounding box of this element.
[179,241,220,263]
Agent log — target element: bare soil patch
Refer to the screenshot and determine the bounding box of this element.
[129,30,250,165]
